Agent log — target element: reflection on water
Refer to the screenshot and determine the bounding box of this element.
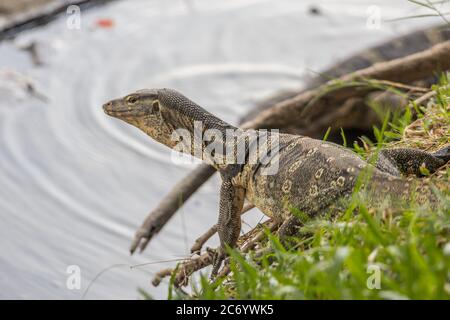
[0,0,435,299]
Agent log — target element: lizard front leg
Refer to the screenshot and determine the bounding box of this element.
[211,178,245,278]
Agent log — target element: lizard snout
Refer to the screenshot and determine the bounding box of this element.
[102,98,146,118]
[103,101,115,115]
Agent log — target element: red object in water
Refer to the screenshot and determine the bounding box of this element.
[96,18,114,28]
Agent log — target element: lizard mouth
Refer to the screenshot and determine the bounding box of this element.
[103,100,119,115]
[103,100,142,118]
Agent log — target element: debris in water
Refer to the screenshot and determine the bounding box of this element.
[19,41,43,66]
[95,18,114,29]
[308,6,322,16]
[0,69,48,102]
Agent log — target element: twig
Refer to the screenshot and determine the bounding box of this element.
[211,220,280,283]
[190,203,255,253]
[158,219,279,287]
[173,252,213,287]
[152,268,174,287]
[412,89,438,106]
[130,164,215,254]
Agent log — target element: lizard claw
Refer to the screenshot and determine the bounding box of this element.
[208,247,225,279]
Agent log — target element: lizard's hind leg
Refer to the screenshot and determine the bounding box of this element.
[374,146,449,177]
[432,145,450,162]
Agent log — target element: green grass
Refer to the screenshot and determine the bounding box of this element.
[389,0,450,24]
[195,202,450,299]
[164,74,450,300]
[186,188,450,299]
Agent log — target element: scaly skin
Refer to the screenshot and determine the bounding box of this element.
[103,88,449,276]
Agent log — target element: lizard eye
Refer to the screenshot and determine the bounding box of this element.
[126,95,138,104]
[152,100,160,113]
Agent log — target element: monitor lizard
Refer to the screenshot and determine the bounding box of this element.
[128,24,450,257]
[103,88,449,276]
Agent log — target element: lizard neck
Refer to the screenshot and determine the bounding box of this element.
[155,89,240,168]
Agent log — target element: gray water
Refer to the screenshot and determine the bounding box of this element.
[0,0,440,299]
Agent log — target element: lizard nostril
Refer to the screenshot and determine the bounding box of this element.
[103,102,113,112]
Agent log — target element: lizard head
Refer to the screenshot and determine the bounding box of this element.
[103,88,180,148]
[103,88,233,154]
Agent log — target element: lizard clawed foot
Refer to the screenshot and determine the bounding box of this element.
[432,145,450,162]
[208,247,226,279]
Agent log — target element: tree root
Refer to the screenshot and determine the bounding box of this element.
[243,41,450,130]
[190,203,255,254]
[130,164,215,254]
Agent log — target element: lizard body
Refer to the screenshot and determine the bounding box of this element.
[103,88,449,275]
[129,24,450,255]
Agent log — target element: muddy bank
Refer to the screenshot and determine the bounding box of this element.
[0,0,115,41]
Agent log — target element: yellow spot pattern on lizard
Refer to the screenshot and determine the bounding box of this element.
[285,140,301,153]
[288,159,303,173]
[282,179,292,194]
[315,168,324,179]
[259,175,268,188]
[337,176,345,187]
[306,148,318,157]
[309,185,319,197]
